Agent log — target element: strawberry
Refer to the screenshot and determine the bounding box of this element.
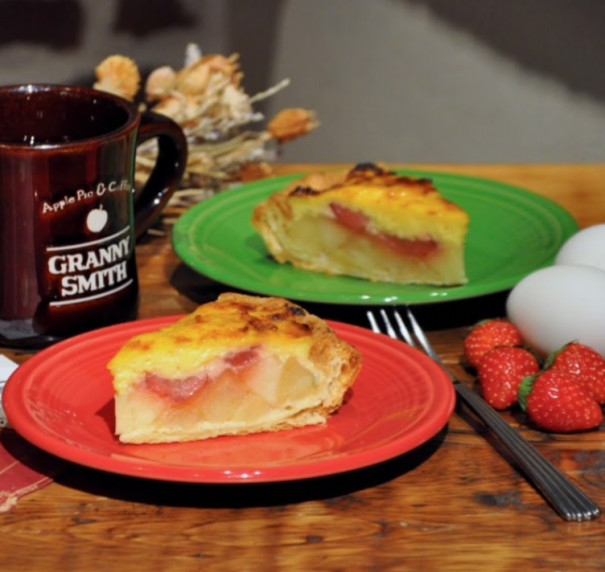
[463,319,522,369]
[518,369,603,433]
[546,342,605,404]
[477,346,539,410]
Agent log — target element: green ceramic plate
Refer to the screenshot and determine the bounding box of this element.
[172,171,578,305]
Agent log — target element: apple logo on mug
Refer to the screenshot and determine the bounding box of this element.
[86,205,108,233]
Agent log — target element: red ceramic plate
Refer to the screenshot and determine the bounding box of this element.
[2,317,455,483]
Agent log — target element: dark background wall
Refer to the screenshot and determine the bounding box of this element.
[1,0,603,163]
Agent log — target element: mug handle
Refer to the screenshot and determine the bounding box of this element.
[133,110,188,238]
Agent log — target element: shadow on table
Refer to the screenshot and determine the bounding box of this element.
[55,426,448,509]
[169,262,511,331]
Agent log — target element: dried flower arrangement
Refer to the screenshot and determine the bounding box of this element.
[93,44,318,223]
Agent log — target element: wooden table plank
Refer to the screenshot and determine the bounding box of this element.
[2,164,605,571]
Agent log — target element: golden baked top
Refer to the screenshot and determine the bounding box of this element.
[254,163,468,237]
[109,293,357,395]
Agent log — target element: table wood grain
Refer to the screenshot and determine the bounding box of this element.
[2,164,605,571]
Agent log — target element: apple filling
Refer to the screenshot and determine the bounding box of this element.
[275,202,465,285]
[114,347,321,442]
[330,203,440,258]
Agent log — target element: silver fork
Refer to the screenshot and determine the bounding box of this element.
[367,307,601,522]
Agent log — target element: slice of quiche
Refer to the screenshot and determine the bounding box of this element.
[251,162,469,286]
[108,293,361,443]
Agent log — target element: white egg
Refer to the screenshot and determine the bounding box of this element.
[506,264,605,357]
[555,224,605,271]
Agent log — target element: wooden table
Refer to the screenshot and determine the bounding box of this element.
[2,164,605,571]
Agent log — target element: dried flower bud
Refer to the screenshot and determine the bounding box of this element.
[145,66,177,101]
[176,59,212,96]
[204,53,240,81]
[268,108,319,142]
[94,55,140,101]
[152,95,200,126]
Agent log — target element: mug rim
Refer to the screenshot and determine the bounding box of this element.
[0,83,140,150]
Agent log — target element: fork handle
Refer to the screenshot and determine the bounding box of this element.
[454,381,600,521]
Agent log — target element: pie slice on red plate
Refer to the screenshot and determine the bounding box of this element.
[108,293,362,444]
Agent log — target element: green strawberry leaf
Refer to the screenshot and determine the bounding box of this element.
[518,373,539,412]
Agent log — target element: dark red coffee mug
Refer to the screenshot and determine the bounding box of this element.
[0,84,188,348]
